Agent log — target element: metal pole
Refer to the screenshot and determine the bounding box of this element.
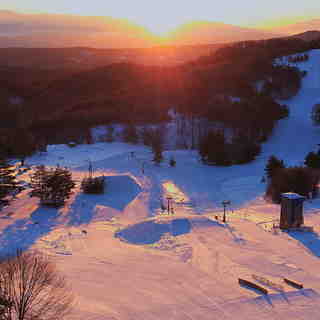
[222,200,230,223]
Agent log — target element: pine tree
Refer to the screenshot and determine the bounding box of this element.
[29,165,46,199]
[266,166,320,203]
[141,127,153,146]
[304,151,320,169]
[0,158,16,204]
[152,141,163,165]
[30,165,75,207]
[231,134,261,164]
[105,125,115,143]
[199,130,231,166]
[149,128,164,165]
[199,134,210,163]
[169,156,176,167]
[122,123,139,144]
[311,103,320,126]
[264,155,285,179]
[81,161,105,194]
[12,129,36,166]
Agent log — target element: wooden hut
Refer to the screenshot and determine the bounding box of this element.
[280,193,305,230]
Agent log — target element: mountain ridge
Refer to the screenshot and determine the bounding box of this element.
[0,10,281,48]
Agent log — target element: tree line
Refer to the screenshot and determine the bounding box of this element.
[0,37,319,163]
[264,152,320,203]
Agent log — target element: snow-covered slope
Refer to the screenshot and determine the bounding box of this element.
[2,50,320,319]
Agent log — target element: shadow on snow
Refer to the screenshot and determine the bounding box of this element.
[68,175,142,226]
[115,218,192,245]
[288,230,320,258]
[0,207,59,256]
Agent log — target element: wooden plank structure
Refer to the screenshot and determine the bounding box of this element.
[252,275,284,291]
[238,278,268,295]
[280,193,305,230]
[284,278,303,289]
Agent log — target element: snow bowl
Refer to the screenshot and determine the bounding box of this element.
[115,218,191,245]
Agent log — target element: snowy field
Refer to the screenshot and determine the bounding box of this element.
[2,50,320,319]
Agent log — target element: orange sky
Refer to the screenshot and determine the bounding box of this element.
[1,0,319,35]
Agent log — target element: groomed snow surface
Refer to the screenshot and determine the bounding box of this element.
[2,50,320,319]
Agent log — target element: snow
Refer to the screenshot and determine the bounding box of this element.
[281,192,305,200]
[230,96,241,103]
[25,142,147,168]
[2,50,320,319]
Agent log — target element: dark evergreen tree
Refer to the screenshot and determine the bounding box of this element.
[141,127,153,146]
[279,104,289,119]
[231,134,261,164]
[30,165,75,207]
[0,158,17,205]
[12,129,36,166]
[29,165,46,200]
[147,128,164,165]
[152,141,163,165]
[199,135,210,163]
[311,103,320,126]
[84,128,93,144]
[81,177,105,194]
[81,161,105,194]
[122,123,139,144]
[169,156,176,167]
[264,155,285,179]
[105,125,115,143]
[304,151,320,169]
[199,130,231,166]
[241,143,261,163]
[266,167,320,203]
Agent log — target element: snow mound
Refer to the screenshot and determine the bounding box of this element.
[115,217,223,245]
[115,218,191,245]
[26,142,147,168]
[68,175,142,225]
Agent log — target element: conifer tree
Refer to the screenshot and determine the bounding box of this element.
[122,123,139,144]
[264,155,285,179]
[304,151,320,169]
[266,166,320,203]
[30,165,75,207]
[152,141,163,165]
[311,103,320,126]
[105,125,115,143]
[0,158,16,204]
[149,128,164,165]
[11,129,36,166]
[81,161,105,194]
[169,156,176,167]
[141,127,153,146]
[199,130,231,166]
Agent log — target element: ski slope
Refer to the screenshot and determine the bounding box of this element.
[1,50,320,319]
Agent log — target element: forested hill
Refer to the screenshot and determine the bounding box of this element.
[1,36,320,159]
[28,37,319,125]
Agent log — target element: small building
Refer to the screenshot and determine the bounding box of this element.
[280,193,305,230]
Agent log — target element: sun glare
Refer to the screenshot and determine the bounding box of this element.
[137,21,181,36]
[128,12,191,37]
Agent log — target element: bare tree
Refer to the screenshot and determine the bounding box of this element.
[0,250,73,320]
[0,289,12,320]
